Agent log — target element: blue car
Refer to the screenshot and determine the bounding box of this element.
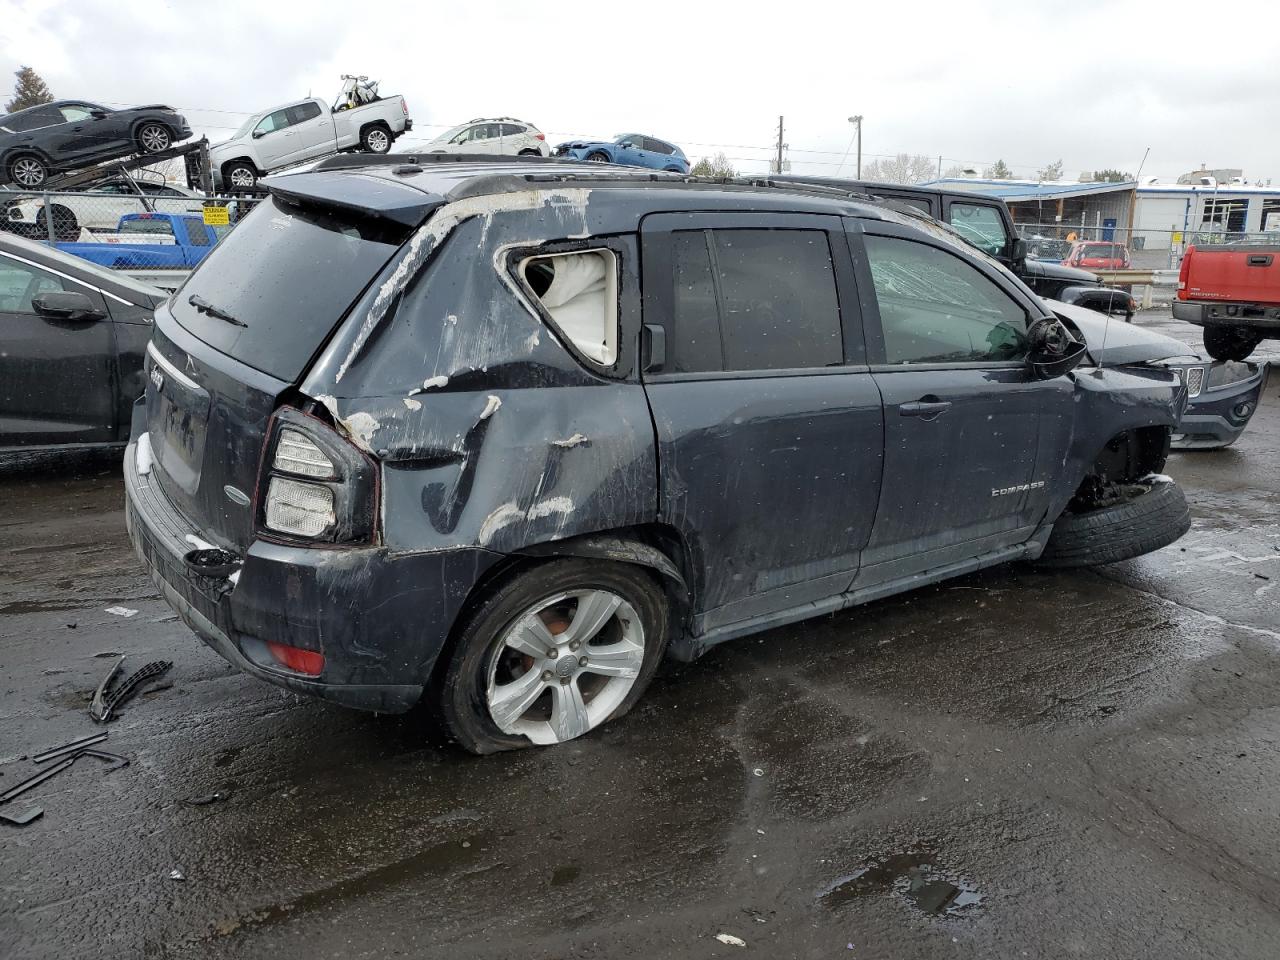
[554,133,688,173]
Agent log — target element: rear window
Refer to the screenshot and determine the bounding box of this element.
[120,218,175,236]
[172,198,406,381]
[1083,244,1122,258]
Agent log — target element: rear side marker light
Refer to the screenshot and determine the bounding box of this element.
[274,428,335,478]
[266,641,324,676]
[265,476,335,537]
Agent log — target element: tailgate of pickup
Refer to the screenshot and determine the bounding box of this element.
[1184,243,1280,305]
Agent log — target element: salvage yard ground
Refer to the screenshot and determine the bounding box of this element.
[1,308,1279,959]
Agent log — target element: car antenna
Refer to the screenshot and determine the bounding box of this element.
[1092,304,1112,379]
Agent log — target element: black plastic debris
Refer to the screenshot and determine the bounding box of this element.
[32,731,108,764]
[183,547,240,579]
[0,755,77,805]
[183,790,230,806]
[90,656,173,723]
[0,806,43,827]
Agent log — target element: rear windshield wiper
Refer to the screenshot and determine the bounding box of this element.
[187,294,247,328]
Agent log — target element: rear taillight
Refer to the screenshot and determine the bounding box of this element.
[1178,244,1194,293]
[535,133,545,140]
[402,100,409,115]
[258,409,378,545]
[266,641,325,676]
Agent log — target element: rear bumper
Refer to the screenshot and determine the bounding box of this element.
[123,437,502,713]
[1173,300,1280,330]
[1172,363,1268,449]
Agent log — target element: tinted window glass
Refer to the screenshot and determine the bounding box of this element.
[949,203,1008,256]
[6,108,59,131]
[713,230,842,371]
[499,123,524,137]
[120,218,175,236]
[0,255,66,314]
[289,101,323,124]
[669,231,723,373]
[863,235,1027,365]
[647,138,674,155]
[171,197,407,380]
[255,109,291,135]
[184,218,210,246]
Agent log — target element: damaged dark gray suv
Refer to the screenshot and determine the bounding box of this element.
[125,156,1191,753]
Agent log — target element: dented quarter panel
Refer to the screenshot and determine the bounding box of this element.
[299,189,658,557]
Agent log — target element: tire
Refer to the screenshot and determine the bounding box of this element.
[517,148,540,157]
[586,151,610,163]
[223,161,257,191]
[1036,479,1190,568]
[8,154,48,188]
[438,558,669,754]
[360,124,391,154]
[1203,325,1263,362]
[136,122,172,154]
[36,203,79,241]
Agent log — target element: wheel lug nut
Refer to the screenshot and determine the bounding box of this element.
[541,670,553,681]
[547,648,558,658]
[579,656,588,666]
[569,640,580,651]
[559,676,570,685]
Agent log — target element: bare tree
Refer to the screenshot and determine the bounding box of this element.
[860,153,936,184]
[1037,158,1064,181]
[690,152,737,178]
[1092,168,1133,183]
[5,66,54,112]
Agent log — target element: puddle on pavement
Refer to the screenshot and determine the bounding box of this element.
[819,851,982,918]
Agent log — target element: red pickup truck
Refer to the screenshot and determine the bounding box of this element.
[1174,243,1280,360]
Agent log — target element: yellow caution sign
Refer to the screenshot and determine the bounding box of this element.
[1171,231,1183,244]
[203,206,230,227]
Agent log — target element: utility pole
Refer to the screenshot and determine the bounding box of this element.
[938,155,942,179]
[848,115,863,179]
[774,116,784,174]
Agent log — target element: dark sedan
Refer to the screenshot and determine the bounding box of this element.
[0,232,166,453]
[0,100,192,187]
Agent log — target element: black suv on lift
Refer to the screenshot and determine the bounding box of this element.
[125,157,1190,753]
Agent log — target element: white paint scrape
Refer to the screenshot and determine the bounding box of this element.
[480,395,502,420]
[526,496,573,521]
[552,433,589,449]
[135,432,154,476]
[342,412,381,451]
[403,397,422,411]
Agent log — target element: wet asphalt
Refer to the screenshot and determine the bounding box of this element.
[2,310,1279,960]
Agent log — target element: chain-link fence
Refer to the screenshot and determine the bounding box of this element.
[1015,219,1280,273]
[0,187,263,289]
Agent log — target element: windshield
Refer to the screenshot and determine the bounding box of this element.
[171,197,407,381]
[1081,244,1122,258]
[433,123,469,143]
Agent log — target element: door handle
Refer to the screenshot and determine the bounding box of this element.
[899,399,951,420]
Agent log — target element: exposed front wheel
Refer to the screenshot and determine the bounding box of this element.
[36,203,79,241]
[8,154,48,188]
[439,559,669,754]
[1203,325,1264,362]
[136,123,172,154]
[586,151,610,163]
[361,124,391,154]
[1036,478,1190,568]
[223,162,258,191]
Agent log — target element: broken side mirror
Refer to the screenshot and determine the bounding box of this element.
[1025,317,1086,380]
[90,108,108,120]
[1010,237,1027,262]
[33,291,105,323]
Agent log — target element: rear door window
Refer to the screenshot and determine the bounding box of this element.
[170,198,408,381]
[184,218,210,246]
[668,228,843,372]
[862,234,1028,364]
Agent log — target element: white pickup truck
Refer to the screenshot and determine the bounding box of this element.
[210,94,412,190]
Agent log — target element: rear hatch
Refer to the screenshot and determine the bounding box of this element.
[142,182,432,550]
[1182,243,1280,305]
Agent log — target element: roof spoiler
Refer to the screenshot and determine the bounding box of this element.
[263,170,443,228]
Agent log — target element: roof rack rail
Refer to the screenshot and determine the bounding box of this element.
[312,152,571,173]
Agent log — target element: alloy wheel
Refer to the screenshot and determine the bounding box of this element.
[139,124,170,153]
[12,158,45,187]
[366,129,390,153]
[486,589,645,745]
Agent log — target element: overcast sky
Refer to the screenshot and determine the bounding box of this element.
[2,0,1276,184]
